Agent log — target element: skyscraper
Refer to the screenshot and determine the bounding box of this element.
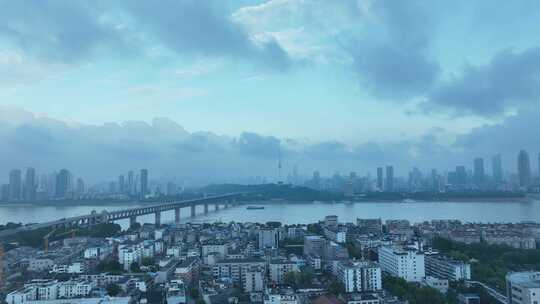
[24,167,36,201]
[56,169,70,198]
[76,178,85,198]
[473,158,485,186]
[8,169,22,201]
[127,170,134,195]
[118,175,125,194]
[492,154,503,183]
[376,167,384,191]
[518,150,531,188]
[455,166,467,186]
[140,169,148,199]
[385,166,394,192]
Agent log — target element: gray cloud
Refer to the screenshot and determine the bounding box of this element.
[0,0,290,69]
[0,107,470,184]
[454,109,540,155]
[427,48,540,116]
[347,0,440,99]
[0,0,129,62]
[235,132,281,158]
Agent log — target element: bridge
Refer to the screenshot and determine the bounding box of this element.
[0,193,245,240]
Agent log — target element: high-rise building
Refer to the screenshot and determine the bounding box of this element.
[118,175,125,194]
[518,150,531,188]
[24,167,36,201]
[379,246,425,282]
[127,170,134,195]
[76,178,85,198]
[258,228,279,249]
[9,169,22,201]
[473,158,484,186]
[55,169,70,198]
[376,167,384,191]
[538,153,540,178]
[337,261,382,293]
[385,166,394,192]
[140,169,148,199]
[455,166,467,186]
[1,184,9,202]
[166,182,177,196]
[492,154,503,183]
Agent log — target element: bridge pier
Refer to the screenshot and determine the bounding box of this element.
[175,208,181,224]
[155,212,161,227]
[204,203,209,214]
[191,204,196,217]
[224,200,229,209]
[215,203,220,211]
[130,216,137,228]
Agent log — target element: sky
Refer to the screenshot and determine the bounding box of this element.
[1,0,540,183]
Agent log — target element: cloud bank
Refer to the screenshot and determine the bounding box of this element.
[1,107,537,185]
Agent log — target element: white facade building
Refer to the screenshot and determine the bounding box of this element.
[378,246,425,282]
[269,260,299,284]
[337,261,382,293]
[506,272,540,304]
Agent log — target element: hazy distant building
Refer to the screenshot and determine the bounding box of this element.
[473,158,484,186]
[118,175,125,194]
[385,166,394,192]
[140,169,148,199]
[9,169,22,201]
[376,167,384,191]
[127,170,134,195]
[518,150,531,188]
[455,166,467,186]
[312,171,321,190]
[538,153,540,178]
[492,154,503,183]
[1,184,9,202]
[55,169,70,198]
[24,167,36,201]
[167,182,177,196]
[76,178,85,197]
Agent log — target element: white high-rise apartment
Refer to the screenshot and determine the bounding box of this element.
[379,246,425,282]
[337,261,382,293]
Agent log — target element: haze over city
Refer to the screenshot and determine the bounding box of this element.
[2,1,540,183]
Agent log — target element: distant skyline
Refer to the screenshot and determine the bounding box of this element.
[2,1,540,181]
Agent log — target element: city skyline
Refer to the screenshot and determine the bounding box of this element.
[4,148,540,202]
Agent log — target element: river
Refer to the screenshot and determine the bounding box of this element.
[1,200,540,228]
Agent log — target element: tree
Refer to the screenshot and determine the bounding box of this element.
[130,262,141,273]
[141,257,154,266]
[328,281,345,296]
[97,260,122,273]
[190,288,200,299]
[283,272,298,289]
[106,284,121,296]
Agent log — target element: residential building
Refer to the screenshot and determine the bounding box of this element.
[213,258,266,283]
[337,261,382,293]
[269,260,299,284]
[506,272,540,304]
[259,228,280,249]
[425,254,471,281]
[378,246,425,282]
[244,266,265,292]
